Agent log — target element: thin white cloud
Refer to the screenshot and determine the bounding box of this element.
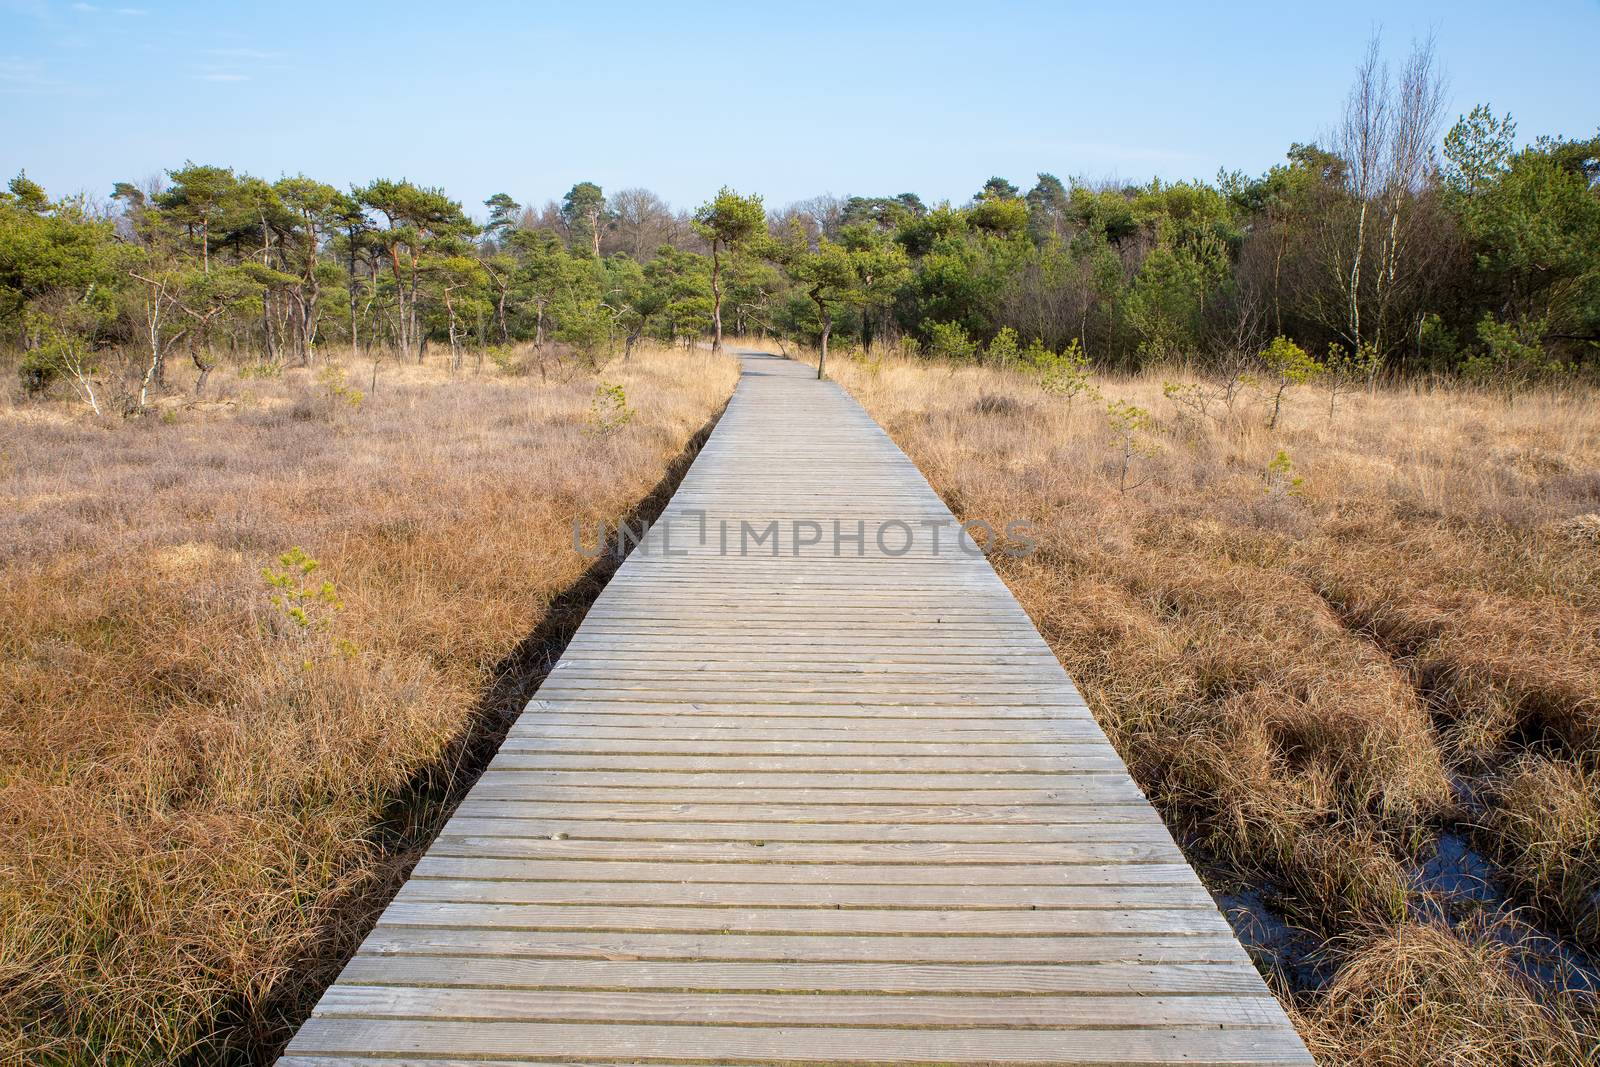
[71,3,148,14]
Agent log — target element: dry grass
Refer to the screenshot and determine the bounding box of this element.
[0,344,737,1063]
[1296,921,1595,1065]
[825,349,1600,1064]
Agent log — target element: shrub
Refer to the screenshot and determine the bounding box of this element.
[1037,337,1094,408]
[1463,312,1563,405]
[1259,336,1321,429]
[985,326,1020,366]
[1105,398,1157,493]
[970,393,1022,416]
[587,380,634,435]
[1322,342,1381,418]
[1265,449,1304,498]
[484,346,519,376]
[927,320,979,362]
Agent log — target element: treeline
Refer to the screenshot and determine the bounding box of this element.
[2,39,1596,413]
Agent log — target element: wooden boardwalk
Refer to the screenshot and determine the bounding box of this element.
[281,352,1313,1066]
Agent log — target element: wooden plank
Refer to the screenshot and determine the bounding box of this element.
[484,753,1132,773]
[284,1019,1314,1064]
[314,986,1288,1028]
[329,956,1273,995]
[423,836,1187,866]
[278,351,1310,1066]
[460,785,1156,805]
[449,801,1159,824]
[467,771,1143,791]
[373,902,1232,938]
[411,856,1204,885]
[393,879,1208,909]
[434,816,1175,843]
[354,928,1254,964]
[496,737,1113,754]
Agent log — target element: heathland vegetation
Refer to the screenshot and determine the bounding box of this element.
[1,33,1597,1066]
[0,348,736,1062]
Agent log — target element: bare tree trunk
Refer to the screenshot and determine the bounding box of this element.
[191,335,215,396]
[444,285,463,370]
[388,246,409,361]
[408,253,423,363]
[812,289,831,381]
[709,238,724,354]
[348,248,362,361]
[1349,199,1367,347]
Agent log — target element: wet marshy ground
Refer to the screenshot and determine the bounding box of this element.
[1211,828,1600,1000]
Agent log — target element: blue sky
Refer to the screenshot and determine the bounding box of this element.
[2,0,1595,219]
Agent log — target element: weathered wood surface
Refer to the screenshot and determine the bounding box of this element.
[281,352,1312,1066]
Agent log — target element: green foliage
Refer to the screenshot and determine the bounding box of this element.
[1443,106,1518,197]
[1447,129,1600,358]
[587,381,634,435]
[237,360,282,380]
[20,314,98,397]
[1321,341,1382,417]
[693,188,767,253]
[1462,312,1565,403]
[261,547,355,662]
[5,103,1599,401]
[1323,340,1381,382]
[1259,335,1321,428]
[561,182,606,257]
[482,192,521,243]
[967,197,1029,237]
[486,345,525,376]
[927,319,979,362]
[1036,337,1094,406]
[1124,241,1226,362]
[986,325,1020,365]
[1265,449,1304,498]
[1104,399,1158,493]
[316,364,364,409]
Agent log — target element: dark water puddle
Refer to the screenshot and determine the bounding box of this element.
[1413,831,1499,905]
[1206,831,1600,1000]
[1213,885,1337,992]
[1411,831,1600,995]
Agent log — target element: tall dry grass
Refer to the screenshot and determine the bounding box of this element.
[0,344,737,1062]
[825,349,1600,1064]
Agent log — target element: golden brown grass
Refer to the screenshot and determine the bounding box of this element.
[1296,921,1594,1065]
[824,349,1600,1064]
[0,344,737,1063]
